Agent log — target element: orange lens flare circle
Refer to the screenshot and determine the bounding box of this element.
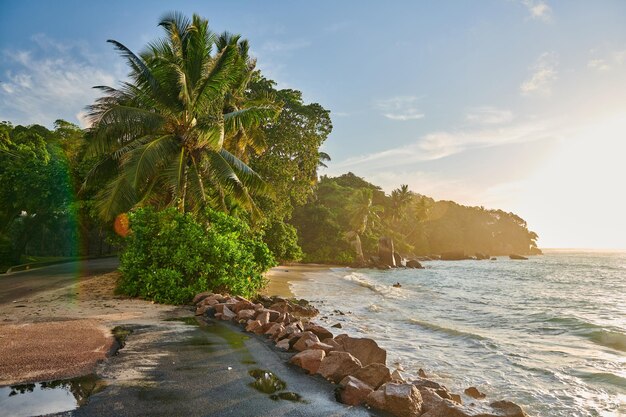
[114,213,130,237]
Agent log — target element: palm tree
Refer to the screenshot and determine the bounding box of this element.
[85,12,280,221]
[345,188,381,265]
[389,184,411,220]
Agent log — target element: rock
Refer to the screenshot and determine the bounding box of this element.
[316,351,363,383]
[265,309,281,322]
[304,324,333,341]
[321,338,342,351]
[275,323,300,341]
[199,296,220,307]
[245,320,262,333]
[236,309,256,321]
[335,334,387,366]
[416,387,446,413]
[195,305,211,316]
[221,306,236,320]
[419,399,528,417]
[391,369,405,382]
[275,338,291,351]
[464,386,486,399]
[292,331,320,352]
[393,251,403,267]
[256,311,271,325]
[491,257,497,261]
[406,259,423,269]
[214,303,235,314]
[412,378,444,390]
[509,254,528,260]
[232,300,254,313]
[378,236,396,267]
[350,363,392,389]
[264,323,284,338]
[490,400,529,416]
[367,382,423,417]
[289,349,325,374]
[192,291,213,304]
[338,376,373,406]
[306,341,336,353]
[418,369,428,378]
[450,394,462,405]
[331,323,342,328]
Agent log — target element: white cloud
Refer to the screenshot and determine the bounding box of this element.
[332,118,560,172]
[520,52,558,96]
[465,107,514,125]
[375,96,425,121]
[587,50,626,72]
[520,0,552,21]
[0,34,120,128]
[587,59,611,72]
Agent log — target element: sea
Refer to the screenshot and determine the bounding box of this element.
[289,250,626,417]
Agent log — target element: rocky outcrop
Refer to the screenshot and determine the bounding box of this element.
[406,259,423,269]
[394,251,403,267]
[316,351,362,383]
[334,334,386,366]
[378,236,396,267]
[465,386,486,399]
[509,254,528,260]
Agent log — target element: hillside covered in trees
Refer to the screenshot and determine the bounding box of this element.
[290,173,541,264]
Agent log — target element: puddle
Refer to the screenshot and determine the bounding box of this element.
[248,369,305,403]
[0,374,106,417]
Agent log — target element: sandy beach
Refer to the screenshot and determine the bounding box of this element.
[263,264,335,298]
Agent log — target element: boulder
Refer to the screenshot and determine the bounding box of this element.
[419,399,529,417]
[416,387,446,413]
[195,304,211,316]
[293,331,320,352]
[464,386,486,399]
[509,254,528,260]
[245,320,262,333]
[350,363,392,389]
[264,323,284,338]
[232,300,254,313]
[306,341,336,353]
[412,378,444,390]
[275,338,291,351]
[316,351,362,383]
[192,291,213,304]
[236,309,256,321]
[321,337,342,351]
[335,334,387,366]
[367,382,423,417]
[406,259,423,269]
[378,236,396,267]
[338,376,373,406]
[220,306,236,320]
[304,324,333,341]
[391,369,405,382]
[256,311,271,325]
[289,349,325,374]
[393,251,403,267]
[275,323,301,341]
[331,323,342,328]
[214,303,235,314]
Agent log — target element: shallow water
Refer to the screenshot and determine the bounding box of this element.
[291,251,626,416]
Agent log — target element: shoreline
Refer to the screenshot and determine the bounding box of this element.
[263,263,340,298]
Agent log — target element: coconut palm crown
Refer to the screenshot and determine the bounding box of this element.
[85,12,280,221]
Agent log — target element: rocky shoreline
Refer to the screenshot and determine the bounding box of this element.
[194,292,531,417]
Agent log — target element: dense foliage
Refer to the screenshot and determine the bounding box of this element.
[118,207,275,303]
[291,173,541,264]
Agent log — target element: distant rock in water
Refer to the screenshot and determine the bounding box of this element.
[509,254,528,260]
[406,259,423,269]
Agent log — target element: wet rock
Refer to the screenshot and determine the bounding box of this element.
[420,399,528,417]
[317,351,363,383]
[412,377,444,390]
[490,401,529,416]
[331,323,342,328]
[306,341,336,353]
[367,382,423,417]
[289,349,326,374]
[418,369,428,378]
[292,331,320,352]
[334,334,387,366]
[416,387,445,413]
[350,363,392,390]
[450,393,462,405]
[391,369,406,382]
[338,375,373,406]
[321,338,342,351]
[465,386,486,399]
[304,324,333,341]
[509,254,528,260]
[406,259,423,269]
[440,251,470,261]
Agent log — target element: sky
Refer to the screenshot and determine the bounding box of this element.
[1,0,625,249]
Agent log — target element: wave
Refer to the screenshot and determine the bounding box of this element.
[341,272,405,299]
[585,329,626,353]
[575,371,626,389]
[406,318,487,341]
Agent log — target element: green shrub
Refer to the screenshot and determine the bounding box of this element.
[118,207,276,304]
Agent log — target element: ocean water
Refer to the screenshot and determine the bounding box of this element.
[290,251,626,416]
